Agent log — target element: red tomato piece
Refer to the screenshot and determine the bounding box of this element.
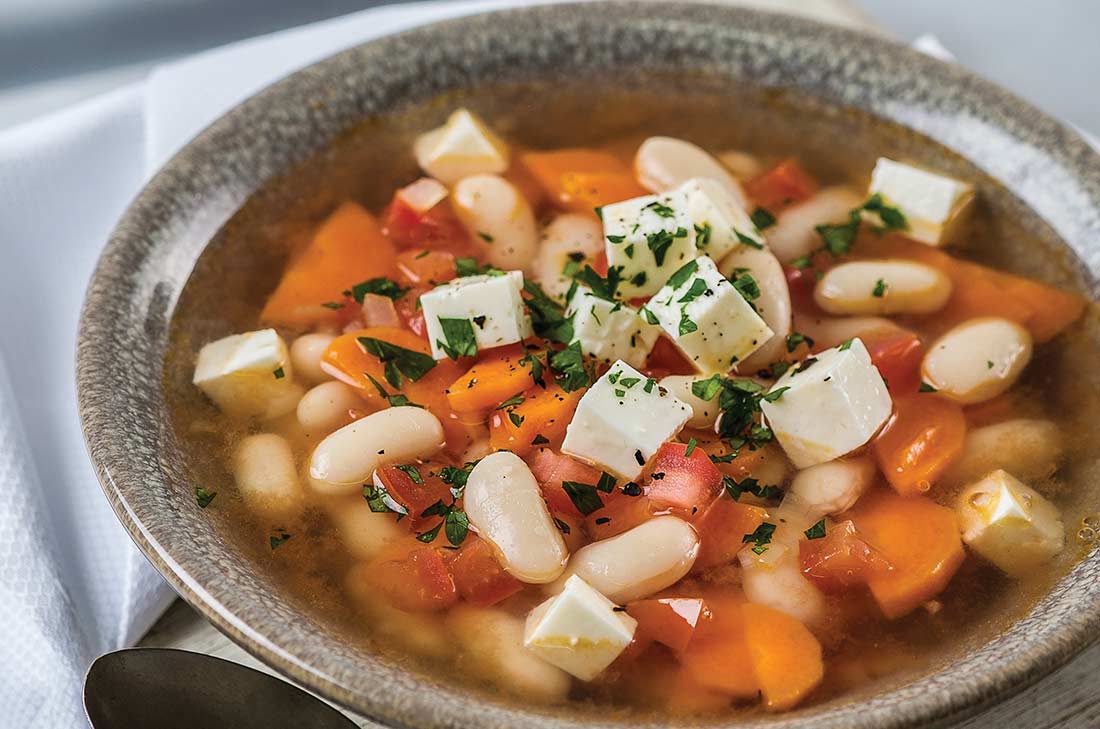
[381,194,473,256]
[586,494,655,541]
[861,326,924,396]
[692,497,769,570]
[799,520,893,594]
[375,465,454,529]
[444,537,523,607]
[527,448,606,519]
[394,287,429,339]
[873,395,967,496]
[643,336,696,377]
[644,442,724,517]
[395,249,457,288]
[372,547,457,612]
[626,597,708,653]
[745,159,818,210]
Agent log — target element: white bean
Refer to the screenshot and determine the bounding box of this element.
[767,186,863,263]
[296,381,365,435]
[792,313,896,350]
[531,213,604,300]
[568,516,699,603]
[321,494,404,560]
[815,259,952,315]
[944,419,1063,487]
[788,456,875,520]
[290,333,335,385]
[308,407,444,495]
[446,606,571,702]
[738,537,825,627]
[464,452,568,583]
[659,375,720,429]
[452,174,537,271]
[716,149,763,180]
[922,318,1033,404]
[233,433,303,521]
[634,136,748,207]
[345,563,453,659]
[718,244,792,370]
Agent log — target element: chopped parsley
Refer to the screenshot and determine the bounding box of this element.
[742,522,777,554]
[751,207,777,230]
[436,317,478,360]
[531,433,550,446]
[347,277,407,302]
[550,341,594,392]
[666,259,700,290]
[562,480,605,515]
[723,476,783,502]
[678,311,698,336]
[358,336,437,389]
[804,519,827,540]
[364,373,424,409]
[694,222,713,249]
[730,270,761,303]
[393,463,423,484]
[455,257,495,277]
[194,486,217,508]
[320,301,345,310]
[785,332,814,353]
[735,230,764,249]
[872,278,887,298]
[269,530,292,550]
[418,497,471,547]
[815,210,862,256]
[692,375,778,453]
[553,517,572,534]
[684,437,698,457]
[272,367,285,379]
[677,278,710,304]
[644,200,677,218]
[919,382,938,393]
[520,351,547,388]
[862,193,909,231]
[477,231,494,243]
[522,280,574,344]
[496,393,526,409]
[572,264,622,300]
[645,229,677,266]
[606,234,626,244]
[507,411,525,428]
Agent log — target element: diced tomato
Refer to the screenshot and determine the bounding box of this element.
[692,497,769,570]
[371,546,457,612]
[528,448,606,519]
[394,289,429,339]
[395,249,457,288]
[444,537,522,607]
[374,465,454,529]
[745,159,818,210]
[591,249,609,276]
[488,383,582,456]
[381,194,473,256]
[873,395,966,495]
[643,336,696,377]
[586,494,655,541]
[799,520,893,594]
[627,597,708,653]
[644,442,724,517]
[861,326,924,396]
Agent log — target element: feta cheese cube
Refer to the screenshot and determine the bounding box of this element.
[565,285,660,368]
[524,574,637,681]
[413,108,509,185]
[193,329,302,419]
[561,360,691,479]
[956,469,1064,576]
[760,338,892,468]
[420,271,532,360]
[678,177,764,261]
[644,255,773,374]
[869,158,973,246]
[602,190,697,297]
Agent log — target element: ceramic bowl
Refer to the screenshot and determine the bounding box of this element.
[77,3,1100,728]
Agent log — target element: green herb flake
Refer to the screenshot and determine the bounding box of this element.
[785,332,814,353]
[735,230,764,249]
[358,337,437,389]
[436,317,478,360]
[596,472,617,493]
[477,231,494,243]
[195,486,217,508]
[919,382,938,393]
[684,437,698,457]
[349,277,408,302]
[665,259,700,290]
[678,311,698,336]
[272,367,285,379]
[531,433,551,446]
[562,480,605,515]
[815,210,862,257]
[694,222,713,249]
[550,341,594,392]
[496,394,526,410]
[872,278,888,298]
[742,522,776,554]
[677,278,710,304]
[751,207,777,230]
[762,386,790,403]
[394,463,424,484]
[838,339,854,351]
[804,519,827,540]
[269,531,292,550]
[606,234,626,244]
[730,271,761,302]
[320,301,345,310]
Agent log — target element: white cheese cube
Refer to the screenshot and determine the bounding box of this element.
[413,108,509,186]
[644,255,773,374]
[193,328,302,419]
[565,285,660,368]
[869,158,973,246]
[956,469,1064,577]
[760,338,892,468]
[602,190,697,297]
[561,360,691,479]
[420,271,533,360]
[678,177,764,261]
[523,574,637,681]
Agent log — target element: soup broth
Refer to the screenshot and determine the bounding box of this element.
[166,78,1099,718]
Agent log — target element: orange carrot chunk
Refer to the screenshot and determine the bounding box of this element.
[261,202,397,328]
[679,595,758,698]
[873,394,966,496]
[488,383,581,455]
[745,158,818,210]
[845,488,965,619]
[445,346,540,414]
[520,149,647,214]
[741,603,825,711]
[627,597,708,654]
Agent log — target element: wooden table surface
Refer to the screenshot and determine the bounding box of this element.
[137,1,1100,727]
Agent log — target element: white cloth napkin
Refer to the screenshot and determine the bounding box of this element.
[0,1,1092,727]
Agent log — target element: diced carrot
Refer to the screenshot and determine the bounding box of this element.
[585,494,655,541]
[644,442,724,517]
[692,497,769,570]
[370,546,457,612]
[444,537,523,607]
[679,595,758,698]
[445,346,539,414]
[845,488,965,619]
[502,155,548,211]
[873,395,966,495]
[322,328,473,450]
[520,149,647,215]
[395,249,457,288]
[741,603,824,711]
[488,383,581,455]
[260,202,398,328]
[745,159,818,210]
[627,597,707,653]
[985,267,1087,343]
[528,448,605,519]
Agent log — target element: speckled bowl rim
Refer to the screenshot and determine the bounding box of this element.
[77,3,1100,728]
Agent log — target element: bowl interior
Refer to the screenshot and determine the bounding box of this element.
[79,4,1100,729]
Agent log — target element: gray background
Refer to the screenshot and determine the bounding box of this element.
[0,0,1097,133]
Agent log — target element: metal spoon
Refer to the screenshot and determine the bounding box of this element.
[84,648,358,729]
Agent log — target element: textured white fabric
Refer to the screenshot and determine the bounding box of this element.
[0,2,1093,727]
